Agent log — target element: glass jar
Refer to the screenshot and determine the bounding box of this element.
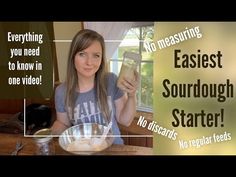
[33,128,55,155]
[117,51,141,88]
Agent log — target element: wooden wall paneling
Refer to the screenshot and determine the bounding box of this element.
[146,137,153,148]
[0,99,24,114]
[118,112,153,147]
[120,129,129,145]
[129,136,147,147]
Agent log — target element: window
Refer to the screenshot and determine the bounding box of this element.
[109,24,154,112]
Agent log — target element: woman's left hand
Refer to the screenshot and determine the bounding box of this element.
[119,71,139,97]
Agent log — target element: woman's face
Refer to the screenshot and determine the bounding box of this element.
[74,41,102,79]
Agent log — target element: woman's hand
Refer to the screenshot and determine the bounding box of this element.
[115,71,139,126]
[118,71,140,97]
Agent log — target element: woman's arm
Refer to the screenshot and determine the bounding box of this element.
[51,112,71,135]
[115,94,136,127]
[115,72,139,126]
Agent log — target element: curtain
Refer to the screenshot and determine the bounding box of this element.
[83,22,135,59]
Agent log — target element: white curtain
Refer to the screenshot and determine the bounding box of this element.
[83,22,135,59]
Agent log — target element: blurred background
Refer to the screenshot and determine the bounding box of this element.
[154,22,236,155]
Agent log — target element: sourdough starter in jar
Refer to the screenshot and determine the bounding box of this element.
[33,128,55,155]
[117,52,141,88]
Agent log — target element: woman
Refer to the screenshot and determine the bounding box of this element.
[51,29,138,144]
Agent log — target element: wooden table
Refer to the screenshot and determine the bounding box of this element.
[0,133,153,155]
[0,114,153,155]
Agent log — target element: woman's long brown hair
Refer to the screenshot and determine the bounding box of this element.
[65,29,110,124]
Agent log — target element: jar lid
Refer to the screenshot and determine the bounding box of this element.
[123,51,142,62]
[33,128,52,143]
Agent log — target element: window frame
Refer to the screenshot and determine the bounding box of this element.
[109,24,154,113]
